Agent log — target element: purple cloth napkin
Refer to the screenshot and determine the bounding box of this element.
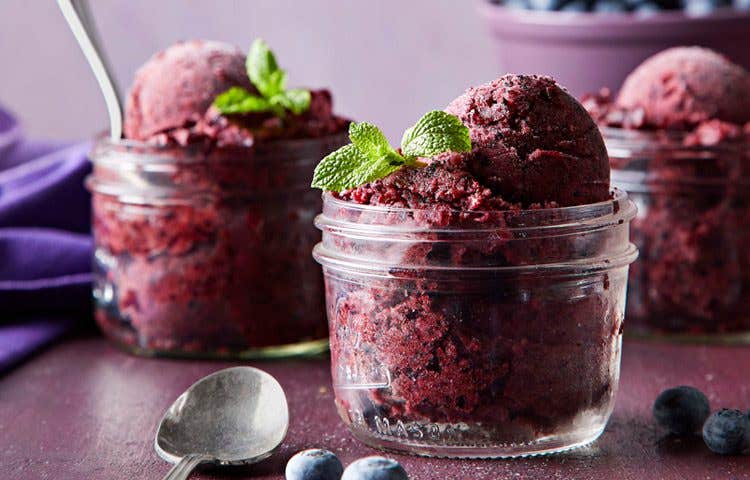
[0,106,92,373]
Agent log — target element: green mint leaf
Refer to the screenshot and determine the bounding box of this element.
[401,110,472,160]
[267,99,289,118]
[266,70,287,97]
[311,144,404,192]
[213,87,272,114]
[215,39,311,119]
[247,38,286,98]
[347,122,406,177]
[348,122,396,159]
[274,89,311,116]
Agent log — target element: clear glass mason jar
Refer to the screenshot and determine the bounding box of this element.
[87,133,348,358]
[313,190,638,458]
[606,127,750,343]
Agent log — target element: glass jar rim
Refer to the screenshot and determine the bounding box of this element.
[318,187,635,232]
[314,188,638,276]
[87,132,349,202]
[91,131,350,167]
[605,125,750,190]
[601,126,750,153]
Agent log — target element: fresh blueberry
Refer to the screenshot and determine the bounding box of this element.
[702,409,749,455]
[682,0,728,14]
[341,457,408,480]
[593,0,629,11]
[622,0,643,7]
[653,386,710,435]
[503,0,532,10]
[286,449,344,480]
[655,0,682,9]
[560,0,590,11]
[528,0,568,10]
[633,1,662,13]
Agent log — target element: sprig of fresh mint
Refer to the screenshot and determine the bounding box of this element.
[213,39,311,118]
[312,111,471,192]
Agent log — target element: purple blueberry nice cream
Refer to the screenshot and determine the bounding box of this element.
[312,74,637,456]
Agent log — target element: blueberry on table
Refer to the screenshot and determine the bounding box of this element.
[528,0,568,10]
[622,0,643,8]
[655,0,682,9]
[593,0,629,12]
[286,449,344,480]
[702,409,749,455]
[504,0,532,10]
[653,386,710,435]
[682,0,729,14]
[341,457,409,480]
[633,1,662,13]
[560,0,590,11]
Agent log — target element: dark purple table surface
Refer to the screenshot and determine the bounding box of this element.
[2,336,750,479]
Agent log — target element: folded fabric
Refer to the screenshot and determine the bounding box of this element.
[0,105,92,373]
[0,317,74,373]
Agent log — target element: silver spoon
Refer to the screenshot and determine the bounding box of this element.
[57,0,123,140]
[155,367,289,480]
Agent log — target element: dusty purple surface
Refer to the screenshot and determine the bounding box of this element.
[2,337,750,479]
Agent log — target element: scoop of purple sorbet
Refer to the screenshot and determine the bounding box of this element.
[124,40,349,146]
[445,74,610,207]
[124,40,253,141]
[341,74,610,210]
[616,47,750,130]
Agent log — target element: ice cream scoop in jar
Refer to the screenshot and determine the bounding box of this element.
[313,75,638,457]
[584,47,750,342]
[89,39,350,358]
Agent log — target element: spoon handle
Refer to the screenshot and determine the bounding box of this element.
[161,454,208,480]
[74,0,123,103]
[56,0,123,140]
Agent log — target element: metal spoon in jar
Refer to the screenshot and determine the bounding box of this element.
[154,367,289,480]
[57,0,123,140]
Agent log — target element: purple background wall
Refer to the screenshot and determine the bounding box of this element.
[0,0,498,142]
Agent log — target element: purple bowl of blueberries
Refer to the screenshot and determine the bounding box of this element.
[478,0,750,96]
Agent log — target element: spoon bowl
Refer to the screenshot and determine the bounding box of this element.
[155,367,289,479]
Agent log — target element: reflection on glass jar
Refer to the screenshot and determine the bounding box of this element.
[606,127,750,343]
[88,134,347,358]
[314,191,637,458]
